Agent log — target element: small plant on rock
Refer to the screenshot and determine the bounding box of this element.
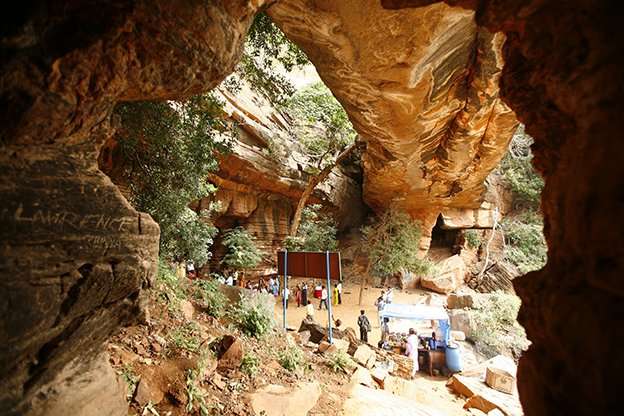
[185,369,210,416]
[118,364,139,399]
[230,291,275,338]
[168,321,202,353]
[325,350,353,374]
[464,229,481,249]
[192,278,227,318]
[240,352,261,376]
[278,344,304,372]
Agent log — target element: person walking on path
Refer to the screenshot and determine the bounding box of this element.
[301,282,308,307]
[319,285,328,310]
[405,328,420,379]
[295,284,302,307]
[357,310,371,343]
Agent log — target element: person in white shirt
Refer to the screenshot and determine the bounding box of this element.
[283,287,290,309]
[306,300,315,321]
[225,275,234,286]
[405,328,420,379]
[319,285,328,310]
[385,288,394,304]
[336,281,343,304]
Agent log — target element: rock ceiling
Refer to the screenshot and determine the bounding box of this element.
[269,0,518,218]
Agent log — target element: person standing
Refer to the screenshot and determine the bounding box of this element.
[295,284,302,307]
[283,286,290,309]
[405,328,420,379]
[319,285,328,310]
[337,281,343,304]
[332,285,339,306]
[301,282,308,307]
[374,291,386,327]
[357,310,371,343]
[385,287,394,304]
[306,300,315,321]
[378,317,390,349]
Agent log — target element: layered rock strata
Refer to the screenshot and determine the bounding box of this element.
[383,1,624,415]
[0,1,264,414]
[268,0,518,234]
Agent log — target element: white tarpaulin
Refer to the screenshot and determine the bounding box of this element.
[379,304,450,321]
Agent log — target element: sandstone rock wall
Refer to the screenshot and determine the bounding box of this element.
[204,82,366,272]
[268,0,518,223]
[0,1,264,414]
[383,1,624,415]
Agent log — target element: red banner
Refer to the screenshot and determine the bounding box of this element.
[277,251,341,280]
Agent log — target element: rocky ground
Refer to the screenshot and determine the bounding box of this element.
[107,276,523,416]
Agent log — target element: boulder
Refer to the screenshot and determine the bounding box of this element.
[421,255,466,294]
[343,384,444,416]
[451,330,466,341]
[248,382,321,416]
[297,330,311,345]
[383,376,423,400]
[134,377,164,406]
[448,310,474,338]
[215,335,244,370]
[371,367,389,389]
[333,338,350,354]
[318,341,337,354]
[447,293,475,309]
[179,300,195,321]
[447,375,523,416]
[351,367,374,388]
[353,344,377,369]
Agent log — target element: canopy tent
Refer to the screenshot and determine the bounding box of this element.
[380,303,451,344]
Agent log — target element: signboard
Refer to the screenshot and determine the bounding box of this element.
[277,251,341,280]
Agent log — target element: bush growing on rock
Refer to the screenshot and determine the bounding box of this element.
[471,292,530,359]
[278,343,304,372]
[240,353,261,376]
[230,292,275,338]
[192,279,228,318]
[362,209,434,280]
[502,212,547,273]
[464,229,481,249]
[325,350,354,374]
[156,257,188,315]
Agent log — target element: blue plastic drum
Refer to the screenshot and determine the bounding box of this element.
[445,342,462,373]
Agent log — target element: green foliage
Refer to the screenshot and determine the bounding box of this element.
[185,369,210,416]
[226,12,309,104]
[221,227,263,271]
[118,364,138,399]
[240,353,261,376]
[230,291,275,338]
[464,229,482,249]
[278,344,304,372]
[471,292,530,359]
[114,94,234,266]
[156,257,187,314]
[285,82,357,169]
[362,209,433,278]
[502,212,547,273]
[168,321,201,353]
[284,205,338,252]
[192,279,227,318]
[499,125,544,210]
[325,350,354,374]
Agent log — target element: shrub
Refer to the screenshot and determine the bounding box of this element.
[284,204,338,252]
[192,279,227,318]
[240,353,261,376]
[361,209,433,279]
[156,257,187,314]
[464,229,481,249]
[471,292,530,359]
[221,227,263,273]
[325,350,354,374]
[118,364,138,399]
[230,291,275,338]
[185,369,210,416]
[278,344,304,372]
[501,212,547,273]
[168,322,202,352]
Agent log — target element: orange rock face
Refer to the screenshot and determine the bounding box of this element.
[269,0,518,221]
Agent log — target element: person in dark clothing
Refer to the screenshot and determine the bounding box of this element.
[357,310,371,343]
[301,282,308,308]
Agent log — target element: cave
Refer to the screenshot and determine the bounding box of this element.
[1,1,623,415]
[430,214,461,253]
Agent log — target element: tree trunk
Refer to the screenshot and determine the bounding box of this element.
[290,143,356,236]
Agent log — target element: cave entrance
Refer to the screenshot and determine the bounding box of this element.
[430,214,459,249]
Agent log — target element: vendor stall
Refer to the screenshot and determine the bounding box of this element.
[379,303,460,375]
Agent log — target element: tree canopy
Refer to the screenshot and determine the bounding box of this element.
[221,227,263,271]
[284,204,338,251]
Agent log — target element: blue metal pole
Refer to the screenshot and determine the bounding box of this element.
[283,249,287,330]
[326,251,333,344]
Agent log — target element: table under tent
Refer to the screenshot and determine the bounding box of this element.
[379,303,462,374]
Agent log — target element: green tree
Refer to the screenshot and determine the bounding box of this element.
[284,204,338,252]
[360,209,433,304]
[111,94,234,266]
[221,227,263,274]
